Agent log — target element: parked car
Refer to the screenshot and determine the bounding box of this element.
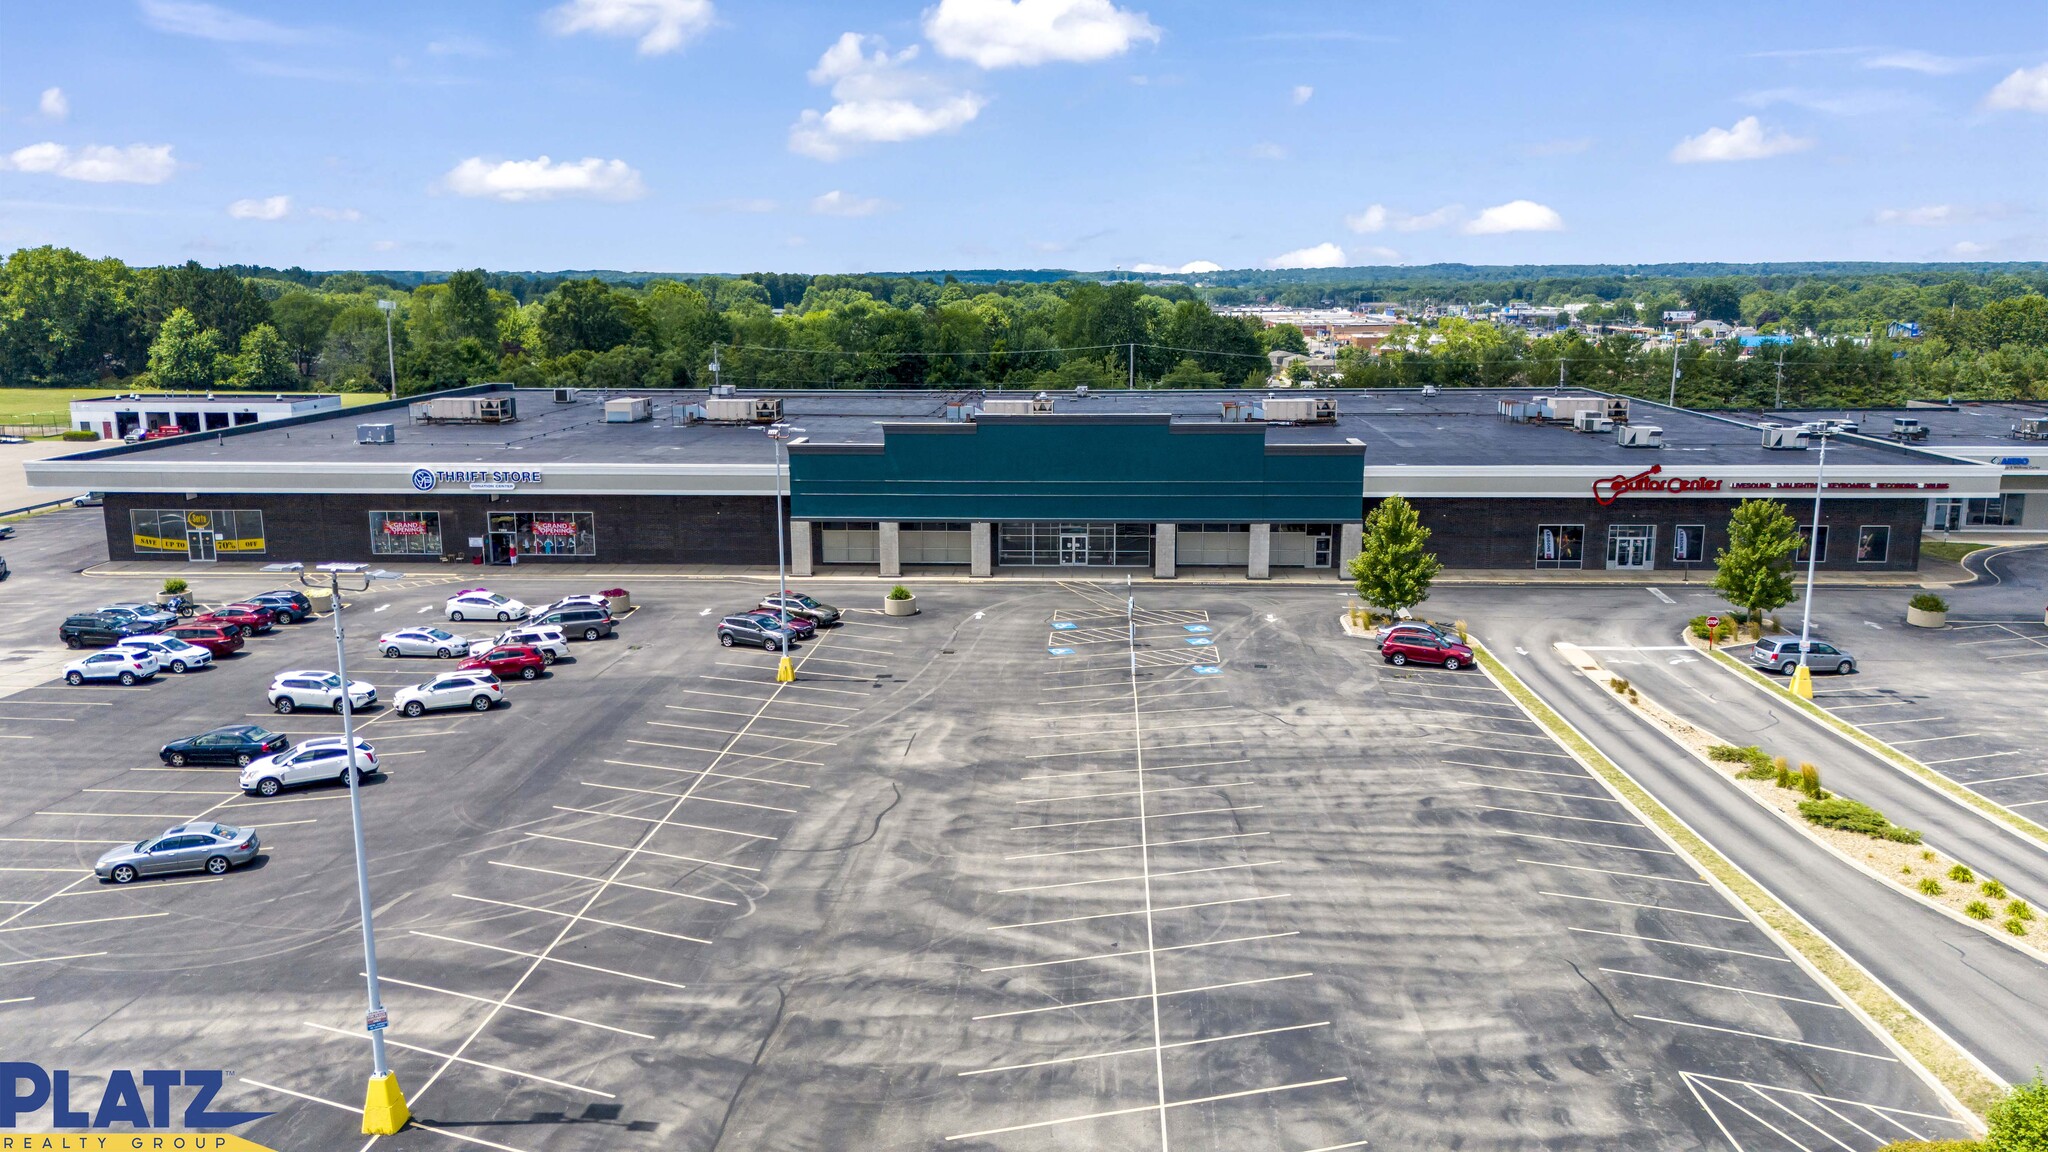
[194,602,275,637]
[530,603,612,640]
[142,424,188,441]
[459,644,546,681]
[268,669,377,714]
[1374,620,1461,644]
[100,602,176,631]
[486,625,569,664]
[0,556,9,581]
[59,612,154,649]
[95,822,258,884]
[1381,630,1474,670]
[240,736,379,797]
[0,523,15,539]
[244,590,312,624]
[160,724,288,768]
[72,492,103,507]
[747,610,815,640]
[165,622,244,658]
[533,594,611,618]
[111,634,213,674]
[445,590,528,622]
[759,592,841,626]
[718,613,799,650]
[1751,636,1857,676]
[65,649,158,685]
[378,627,470,659]
[393,672,503,717]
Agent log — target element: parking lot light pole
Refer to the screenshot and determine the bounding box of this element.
[280,560,411,1133]
[1790,431,1830,701]
[763,423,806,684]
[376,299,398,401]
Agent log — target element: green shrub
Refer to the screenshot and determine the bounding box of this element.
[1801,797,1920,843]
[1950,864,1976,884]
[1608,676,1631,694]
[1453,619,1468,643]
[2009,918,2031,937]
[1798,762,1822,798]
[1885,826,1925,845]
[2013,900,2036,922]
[1923,849,1937,861]
[1984,879,2008,900]
[1967,900,1994,920]
[1689,615,1737,641]
[161,578,189,595]
[1875,1142,1984,1151]
[1920,878,1944,896]
[1910,592,1950,613]
[59,429,98,441]
[887,585,912,600]
[1987,1073,2048,1151]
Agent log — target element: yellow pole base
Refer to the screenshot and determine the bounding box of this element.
[1789,664,1814,700]
[775,656,795,683]
[362,1071,410,1135]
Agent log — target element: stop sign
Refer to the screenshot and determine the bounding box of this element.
[1706,615,1720,629]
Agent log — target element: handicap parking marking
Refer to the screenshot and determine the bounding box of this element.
[1185,637,1214,647]
[1183,624,1212,633]
[1047,647,1075,656]
[1191,665,1222,675]
[1050,621,1079,631]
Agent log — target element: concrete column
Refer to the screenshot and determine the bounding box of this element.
[1339,521,1363,577]
[878,521,902,578]
[970,522,992,577]
[789,520,813,578]
[1247,523,1271,580]
[1154,523,1177,579]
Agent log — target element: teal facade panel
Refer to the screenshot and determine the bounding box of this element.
[789,415,1365,522]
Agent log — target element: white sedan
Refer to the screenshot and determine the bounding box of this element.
[240,737,380,797]
[65,650,159,686]
[445,591,528,623]
[377,627,470,658]
[112,635,213,674]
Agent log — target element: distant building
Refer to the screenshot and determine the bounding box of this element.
[1689,320,1734,341]
[1662,309,1699,324]
[70,392,343,442]
[1888,321,1923,340]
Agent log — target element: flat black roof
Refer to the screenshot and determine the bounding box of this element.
[75,385,1972,470]
[1720,401,2048,451]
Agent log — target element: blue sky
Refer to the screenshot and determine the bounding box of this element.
[3,0,2045,273]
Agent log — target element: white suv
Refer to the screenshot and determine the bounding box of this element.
[268,669,378,714]
[240,737,380,796]
[112,635,213,674]
[393,672,502,717]
[487,625,569,664]
[65,649,159,686]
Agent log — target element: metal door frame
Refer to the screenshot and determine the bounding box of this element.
[1606,525,1656,570]
[186,529,217,562]
[1059,532,1089,566]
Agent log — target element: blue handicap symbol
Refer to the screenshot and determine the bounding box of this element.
[1048,647,1075,656]
[1183,624,1211,633]
[1185,637,1214,647]
[1191,665,1222,675]
[1051,621,1079,630]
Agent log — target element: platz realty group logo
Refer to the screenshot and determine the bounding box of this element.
[1,1063,275,1151]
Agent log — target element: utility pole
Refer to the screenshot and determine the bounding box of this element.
[1790,431,1830,701]
[1774,345,1787,410]
[710,343,721,392]
[376,299,398,401]
[1668,342,1682,407]
[1128,342,1136,390]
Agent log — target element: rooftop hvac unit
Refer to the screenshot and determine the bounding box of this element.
[1572,410,1613,434]
[1760,423,1810,450]
[2015,417,2048,441]
[356,423,396,445]
[604,397,652,423]
[1615,423,1663,448]
[709,384,736,398]
[410,395,518,424]
[944,401,976,421]
[702,397,782,423]
[1891,417,1929,441]
[553,387,577,404]
[980,396,1051,416]
[1074,385,1090,399]
[1547,397,1604,423]
[1263,395,1337,423]
[1603,397,1631,423]
[1421,385,1439,397]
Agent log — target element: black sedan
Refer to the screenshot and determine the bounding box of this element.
[159,724,289,768]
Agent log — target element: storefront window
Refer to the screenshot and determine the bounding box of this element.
[1931,496,2026,528]
[1857,525,1890,564]
[998,523,1151,566]
[130,509,265,558]
[1672,524,1705,563]
[487,511,595,557]
[370,511,443,556]
[1797,525,1829,563]
[1534,524,1583,569]
[818,521,879,564]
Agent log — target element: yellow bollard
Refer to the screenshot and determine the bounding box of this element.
[776,655,795,683]
[1789,663,1813,700]
[362,1072,410,1135]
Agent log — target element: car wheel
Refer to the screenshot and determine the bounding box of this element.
[1443,656,1461,671]
[472,695,492,711]
[1390,652,1408,665]
[520,666,538,680]
[65,636,82,649]
[170,660,188,674]
[274,697,295,714]
[118,671,136,686]
[204,856,230,875]
[110,864,136,884]
[451,610,465,622]
[1837,660,1853,675]
[1780,662,1797,675]
[540,651,555,665]
[403,700,425,717]
[385,647,400,658]
[257,777,281,796]
[584,627,600,641]
[436,647,450,659]
[719,633,735,647]
[235,753,251,768]
[65,671,84,685]
[277,611,296,625]
[498,611,511,622]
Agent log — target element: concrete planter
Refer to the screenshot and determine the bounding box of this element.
[155,591,185,606]
[306,588,334,614]
[885,595,918,617]
[1906,605,1946,629]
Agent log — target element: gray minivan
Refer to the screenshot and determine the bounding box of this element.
[532,604,613,641]
[1750,636,1857,675]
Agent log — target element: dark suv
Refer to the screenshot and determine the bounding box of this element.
[530,604,613,641]
[245,590,313,624]
[60,613,154,649]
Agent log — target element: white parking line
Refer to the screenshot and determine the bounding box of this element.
[583,779,796,814]
[521,832,758,872]
[302,1021,614,1098]
[2006,798,2048,809]
[1568,927,1790,962]
[681,687,858,710]
[971,971,1314,1020]
[0,837,127,845]
[1924,751,2021,765]
[0,911,168,934]
[1540,890,1747,922]
[701,674,868,696]
[1026,740,1223,761]
[602,759,806,790]
[452,893,712,944]
[1437,742,1574,759]
[664,705,845,728]
[240,1079,529,1152]
[943,1076,1346,1142]
[0,951,108,967]
[647,720,837,747]
[1491,831,1676,855]
[487,860,737,906]
[1886,732,1980,745]
[1459,782,1623,804]
[372,973,657,1039]
[1473,804,1642,828]
[1969,770,2048,785]
[1013,804,1263,832]
[1518,859,1708,886]
[959,1021,1332,1077]
[1635,1015,1894,1060]
[0,867,93,874]
[551,805,778,841]
[1599,968,1842,1008]
[1024,757,1252,783]
[981,930,1299,973]
[1854,716,1940,727]
[1003,830,1269,860]
[628,737,822,767]
[408,931,691,990]
[1018,780,1251,805]
[999,860,1280,894]
[1446,760,1586,781]
[989,892,1289,932]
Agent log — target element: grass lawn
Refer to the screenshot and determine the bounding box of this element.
[0,387,385,426]
[1921,540,1991,564]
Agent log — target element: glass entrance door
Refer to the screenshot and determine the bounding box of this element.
[1606,525,1655,570]
[1059,533,1089,565]
[186,529,216,562]
[487,531,515,565]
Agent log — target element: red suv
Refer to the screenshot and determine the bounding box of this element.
[458,645,547,681]
[1381,630,1474,670]
[166,623,245,658]
[195,602,274,637]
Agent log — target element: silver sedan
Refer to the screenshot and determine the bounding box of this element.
[95,822,259,884]
[377,627,470,659]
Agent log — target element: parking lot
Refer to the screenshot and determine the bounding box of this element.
[0,513,1978,1149]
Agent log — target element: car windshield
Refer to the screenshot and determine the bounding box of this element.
[425,629,451,639]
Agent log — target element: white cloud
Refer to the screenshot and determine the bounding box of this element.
[1950,241,1992,256]
[1669,116,1812,163]
[545,0,713,55]
[308,205,362,221]
[1177,259,1222,273]
[1865,50,1976,75]
[1399,204,1460,232]
[1875,204,1954,227]
[442,155,647,201]
[38,87,68,120]
[1463,199,1564,235]
[923,0,1159,69]
[1985,63,2048,113]
[790,33,986,161]
[1264,242,1346,269]
[227,194,290,220]
[1290,84,1313,105]
[1346,203,1460,234]
[1740,87,1914,117]
[2,142,176,184]
[810,189,891,216]
[1131,259,1222,274]
[1358,246,1400,262]
[138,0,304,43]
[1345,204,1388,233]
[1249,141,1289,161]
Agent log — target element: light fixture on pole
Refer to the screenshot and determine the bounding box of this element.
[1789,430,1830,701]
[763,423,806,684]
[376,299,399,401]
[269,559,410,1133]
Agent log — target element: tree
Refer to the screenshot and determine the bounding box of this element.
[538,278,639,356]
[442,269,501,345]
[146,308,223,389]
[1986,1072,2048,1152]
[1686,279,1743,324]
[1712,499,1800,637]
[0,245,145,385]
[1348,495,1441,618]
[1258,323,1308,355]
[268,291,343,373]
[1158,357,1225,388]
[229,323,297,389]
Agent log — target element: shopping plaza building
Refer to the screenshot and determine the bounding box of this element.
[26,384,2029,578]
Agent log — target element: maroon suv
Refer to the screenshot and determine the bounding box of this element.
[1381,630,1474,670]
[195,603,274,637]
[166,623,245,658]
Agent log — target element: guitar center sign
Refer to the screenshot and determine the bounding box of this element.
[1592,465,1951,505]
[1592,465,1722,506]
